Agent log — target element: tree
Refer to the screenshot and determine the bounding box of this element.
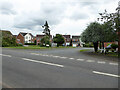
[53,34,65,47]
[98,8,120,55]
[0,30,17,47]
[42,21,50,36]
[40,36,51,47]
[81,21,118,52]
[81,22,102,52]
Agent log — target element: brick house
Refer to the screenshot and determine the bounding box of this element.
[62,35,71,46]
[16,32,34,45]
[36,34,52,45]
[72,35,80,47]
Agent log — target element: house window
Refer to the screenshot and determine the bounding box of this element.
[26,36,28,39]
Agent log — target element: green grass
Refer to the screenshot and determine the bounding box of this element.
[106,52,118,57]
[4,45,74,49]
[80,49,91,52]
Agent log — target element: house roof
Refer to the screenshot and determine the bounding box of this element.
[36,34,52,38]
[63,35,71,38]
[20,32,33,37]
[72,35,80,39]
[36,34,45,37]
[20,32,27,36]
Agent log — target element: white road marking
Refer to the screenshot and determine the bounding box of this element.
[0,54,12,57]
[93,71,120,78]
[22,58,64,68]
[109,63,118,66]
[31,53,40,55]
[69,58,74,60]
[76,59,84,61]
[97,61,106,64]
[52,56,60,58]
[59,57,67,59]
[86,60,95,62]
[45,55,49,56]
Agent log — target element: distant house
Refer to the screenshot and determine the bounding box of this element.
[17,32,34,45]
[62,35,71,46]
[36,34,52,45]
[72,35,80,47]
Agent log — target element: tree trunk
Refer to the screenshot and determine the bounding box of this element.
[102,42,104,49]
[99,41,101,49]
[93,42,98,52]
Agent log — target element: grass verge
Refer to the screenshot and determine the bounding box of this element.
[80,49,91,52]
[4,45,74,49]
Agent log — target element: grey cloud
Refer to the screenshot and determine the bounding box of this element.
[0,2,16,15]
[14,2,68,30]
[70,12,89,20]
[14,19,44,30]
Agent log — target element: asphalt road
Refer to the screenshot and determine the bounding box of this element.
[1,48,119,88]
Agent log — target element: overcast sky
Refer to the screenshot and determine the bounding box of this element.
[0,0,119,36]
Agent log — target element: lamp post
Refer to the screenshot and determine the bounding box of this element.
[116,1,120,57]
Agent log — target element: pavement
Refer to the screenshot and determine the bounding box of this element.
[1,47,119,88]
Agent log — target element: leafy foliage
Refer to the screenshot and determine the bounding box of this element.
[81,22,102,43]
[0,30,17,47]
[53,34,65,47]
[40,36,51,47]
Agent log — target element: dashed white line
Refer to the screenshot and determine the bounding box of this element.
[60,57,67,59]
[109,63,118,66]
[97,61,106,64]
[86,60,95,62]
[0,54,12,57]
[22,58,64,68]
[93,71,120,78]
[69,58,74,60]
[76,59,84,61]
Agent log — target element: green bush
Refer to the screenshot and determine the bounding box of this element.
[16,43,23,46]
[83,43,94,47]
[111,44,118,50]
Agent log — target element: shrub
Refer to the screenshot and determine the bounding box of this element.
[83,43,94,47]
[111,44,118,50]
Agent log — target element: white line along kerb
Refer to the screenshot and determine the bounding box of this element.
[22,58,64,68]
[93,71,120,78]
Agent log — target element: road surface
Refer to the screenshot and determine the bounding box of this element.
[1,48,119,88]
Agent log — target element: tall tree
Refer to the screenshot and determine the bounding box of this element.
[98,8,120,56]
[42,21,50,36]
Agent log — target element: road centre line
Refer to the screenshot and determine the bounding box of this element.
[0,54,12,57]
[52,56,60,58]
[109,63,118,65]
[69,58,74,59]
[97,61,106,64]
[59,57,68,59]
[86,60,95,62]
[22,58,64,68]
[93,71,120,78]
[76,59,84,61]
